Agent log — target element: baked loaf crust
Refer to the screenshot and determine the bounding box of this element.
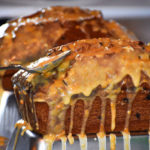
[12,38,150,139]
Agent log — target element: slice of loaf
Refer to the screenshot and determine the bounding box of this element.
[12,38,150,140]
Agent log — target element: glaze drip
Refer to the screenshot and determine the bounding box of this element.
[97,132,106,150]
[99,92,107,133]
[15,119,32,136]
[124,92,137,131]
[78,99,94,150]
[44,134,56,150]
[68,100,76,145]
[61,136,67,150]
[96,92,107,150]
[107,90,119,131]
[78,134,88,150]
[81,99,94,135]
[122,129,131,150]
[13,128,20,150]
[110,134,116,150]
[29,90,39,130]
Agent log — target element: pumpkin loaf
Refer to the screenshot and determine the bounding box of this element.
[12,38,150,144]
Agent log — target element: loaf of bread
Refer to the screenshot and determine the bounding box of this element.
[1,6,136,91]
[12,38,150,142]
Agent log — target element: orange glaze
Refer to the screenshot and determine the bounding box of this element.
[110,134,116,150]
[78,134,88,150]
[110,101,116,131]
[15,119,32,136]
[122,129,131,150]
[67,101,76,144]
[97,132,106,150]
[60,136,67,150]
[44,134,56,150]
